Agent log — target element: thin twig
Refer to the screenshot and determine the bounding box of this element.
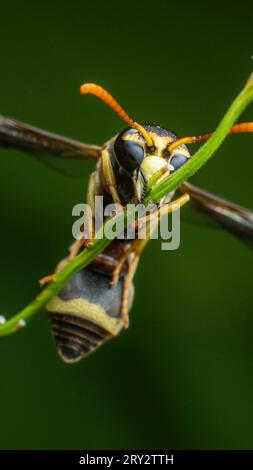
[0,72,253,337]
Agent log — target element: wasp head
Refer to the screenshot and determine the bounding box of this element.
[114,125,191,202]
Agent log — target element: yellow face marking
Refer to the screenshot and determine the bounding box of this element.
[123,130,188,159]
[148,132,174,157]
[123,132,142,143]
[123,131,174,152]
[140,156,167,180]
[122,128,191,180]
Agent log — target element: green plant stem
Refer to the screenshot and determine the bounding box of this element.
[0,213,125,336]
[0,72,253,337]
[147,73,253,203]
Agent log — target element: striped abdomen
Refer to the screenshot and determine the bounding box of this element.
[49,313,111,362]
[46,246,134,363]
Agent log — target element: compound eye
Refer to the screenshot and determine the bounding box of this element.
[114,138,145,174]
[170,153,188,172]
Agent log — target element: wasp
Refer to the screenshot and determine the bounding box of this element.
[0,83,253,363]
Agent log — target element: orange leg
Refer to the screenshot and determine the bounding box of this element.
[75,221,94,249]
[101,149,122,205]
[121,253,140,329]
[68,239,84,260]
[111,194,189,288]
[110,246,134,287]
[39,273,56,286]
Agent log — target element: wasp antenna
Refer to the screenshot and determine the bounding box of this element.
[80,83,134,127]
[80,83,153,147]
[230,122,253,134]
[168,122,253,153]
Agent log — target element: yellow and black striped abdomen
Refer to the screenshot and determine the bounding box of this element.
[48,313,111,362]
[46,263,133,363]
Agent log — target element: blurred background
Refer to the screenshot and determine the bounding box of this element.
[0,0,253,450]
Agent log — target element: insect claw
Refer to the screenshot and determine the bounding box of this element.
[83,239,94,248]
[122,313,130,329]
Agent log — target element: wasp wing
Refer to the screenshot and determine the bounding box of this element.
[0,115,101,174]
[180,182,253,248]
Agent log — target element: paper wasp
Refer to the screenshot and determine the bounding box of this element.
[0,83,253,363]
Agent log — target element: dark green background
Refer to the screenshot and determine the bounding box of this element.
[0,0,253,450]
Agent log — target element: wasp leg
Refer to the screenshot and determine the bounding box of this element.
[70,171,99,257]
[82,170,100,247]
[111,240,144,288]
[110,247,132,287]
[82,218,94,248]
[39,238,90,286]
[39,273,56,286]
[78,171,98,248]
[67,239,84,259]
[39,174,100,285]
[137,193,190,226]
[120,194,190,327]
[158,193,190,217]
[110,258,126,287]
[101,148,122,205]
[111,194,190,287]
[71,171,98,254]
[39,244,78,286]
[121,239,148,328]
